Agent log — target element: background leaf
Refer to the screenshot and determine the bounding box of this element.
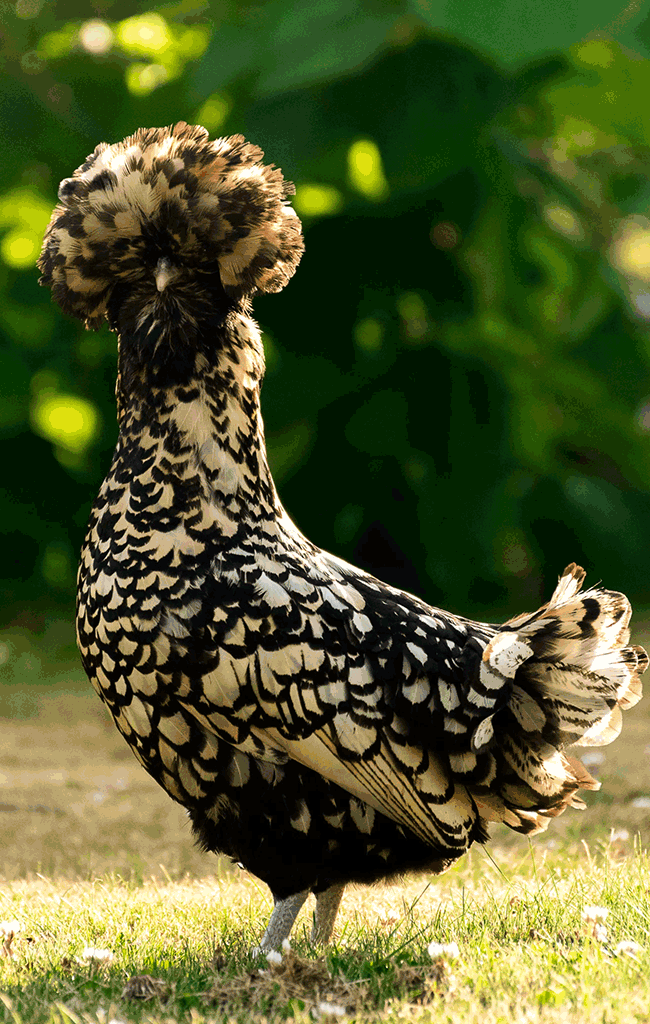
[3,0,650,631]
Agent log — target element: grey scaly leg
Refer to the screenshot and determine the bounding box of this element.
[257,889,310,952]
[311,883,345,945]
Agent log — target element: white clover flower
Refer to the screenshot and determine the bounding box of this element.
[427,940,460,959]
[614,940,643,958]
[97,1009,127,1024]
[82,946,115,963]
[265,949,282,965]
[314,1000,347,1018]
[0,920,21,957]
[281,938,291,952]
[582,906,609,923]
[0,920,21,937]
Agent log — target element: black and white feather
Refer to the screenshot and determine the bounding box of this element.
[40,123,647,952]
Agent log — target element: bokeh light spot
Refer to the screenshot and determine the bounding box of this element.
[347,139,389,201]
[397,292,429,343]
[0,189,52,270]
[354,318,384,354]
[125,63,168,95]
[31,392,100,454]
[117,13,171,56]
[431,221,461,250]
[611,218,650,282]
[196,94,231,131]
[1,232,39,268]
[38,25,77,59]
[293,184,344,218]
[79,20,114,55]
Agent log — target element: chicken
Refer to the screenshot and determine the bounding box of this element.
[39,123,646,952]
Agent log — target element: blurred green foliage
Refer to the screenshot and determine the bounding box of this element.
[3,0,650,629]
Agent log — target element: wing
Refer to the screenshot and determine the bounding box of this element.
[175,551,496,852]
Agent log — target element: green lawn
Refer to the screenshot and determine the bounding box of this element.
[1,616,650,1022]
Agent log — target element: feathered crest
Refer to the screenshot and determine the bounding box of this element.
[38,122,304,328]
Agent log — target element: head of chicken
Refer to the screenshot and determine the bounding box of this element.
[38,122,304,331]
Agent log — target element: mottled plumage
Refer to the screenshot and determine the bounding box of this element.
[40,123,646,951]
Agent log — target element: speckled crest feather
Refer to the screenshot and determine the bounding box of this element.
[38,122,303,327]
[40,126,647,953]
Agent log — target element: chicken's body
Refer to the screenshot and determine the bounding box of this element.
[40,124,646,951]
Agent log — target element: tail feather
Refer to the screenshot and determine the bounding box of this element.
[467,564,646,836]
[588,645,646,709]
[574,705,622,748]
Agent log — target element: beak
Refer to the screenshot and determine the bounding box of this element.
[155,257,179,292]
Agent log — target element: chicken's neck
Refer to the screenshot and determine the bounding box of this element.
[114,308,279,522]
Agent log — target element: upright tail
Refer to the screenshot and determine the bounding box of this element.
[467,564,647,834]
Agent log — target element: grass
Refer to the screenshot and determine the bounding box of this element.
[3,852,650,1022]
[1,617,650,1022]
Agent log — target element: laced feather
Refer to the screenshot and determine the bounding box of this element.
[39,126,647,951]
